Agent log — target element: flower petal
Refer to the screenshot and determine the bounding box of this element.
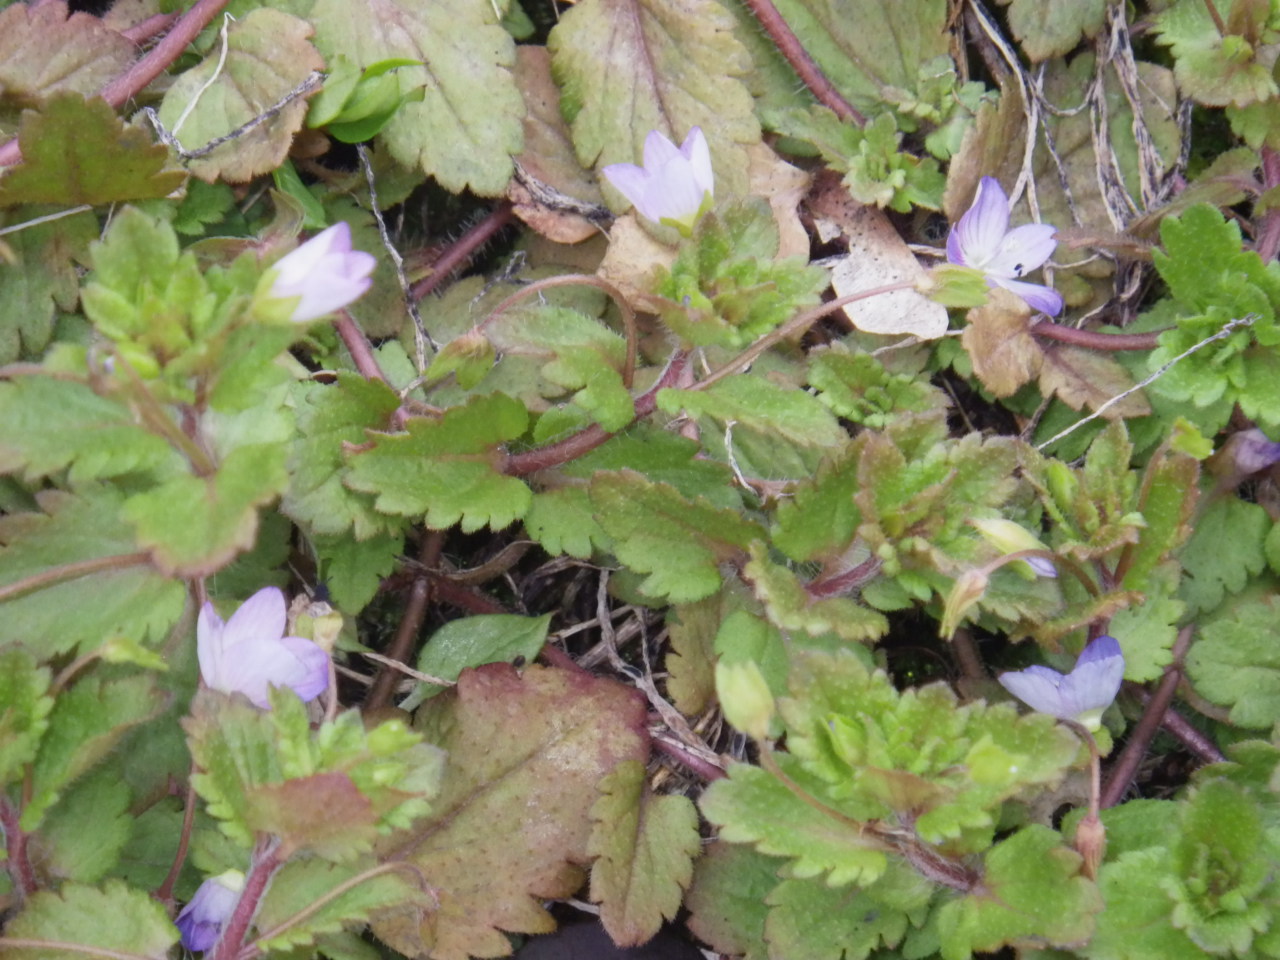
[274,222,346,286]
[949,177,1010,267]
[999,665,1070,718]
[1024,556,1059,579]
[1232,428,1280,474]
[220,635,329,708]
[222,587,287,649]
[601,162,650,212]
[984,223,1058,279]
[992,277,1064,316]
[641,128,682,170]
[196,602,226,691]
[276,635,332,702]
[176,874,241,952]
[680,126,715,197]
[644,153,706,226]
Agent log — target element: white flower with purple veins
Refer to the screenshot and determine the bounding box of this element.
[176,870,243,951]
[269,222,376,323]
[602,127,714,233]
[998,635,1125,730]
[198,587,329,709]
[948,176,1063,316]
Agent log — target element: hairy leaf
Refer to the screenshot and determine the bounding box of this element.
[0,3,134,106]
[3,880,176,960]
[1186,595,1280,727]
[0,648,52,788]
[997,0,1107,61]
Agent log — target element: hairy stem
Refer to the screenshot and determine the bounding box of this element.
[409,202,516,302]
[1030,321,1162,351]
[209,840,283,960]
[1,796,37,899]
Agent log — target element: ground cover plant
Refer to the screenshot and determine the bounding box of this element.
[1,0,1280,958]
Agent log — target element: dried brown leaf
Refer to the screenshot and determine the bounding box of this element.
[961,289,1043,397]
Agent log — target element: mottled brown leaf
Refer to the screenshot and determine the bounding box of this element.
[961,289,1043,397]
[1039,343,1151,418]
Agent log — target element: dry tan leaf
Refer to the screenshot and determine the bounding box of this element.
[1039,343,1151,417]
[0,2,135,104]
[745,141,810,260]
[811,177,949,339]
[961,289,1043,397]
[943,85,1028,222]
[597,213,675,312]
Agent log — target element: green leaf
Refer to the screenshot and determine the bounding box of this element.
[185,690,443,854]
[0,94,185,207]
[156,9,323,182]
[1089,848,1207,960]
[0,648,52,788]
[768,0,949,120]
[0,208,96,365]
[1177,496,1270,615]
[935,826,1101,960]
[1155,0,1280,106]
[255,858,426,951]
[700,759,890,886]
[808,346,946,429]
[1123,448,1200,592]
[548,0,759,195]
[124,444,289,577]
[1186,595,1280,728]
[588,759,700,945]
[3,880,177,960]
[658,375,845,449]
[1165,779,1275,954]
[401,613,551,709]
[743,542,889,643]
[589,469,764,603]
[283,375,404,539]
[314,530,404,613]
[310,0,522,195]
[24,673,166,830]
[685,842,780,960]
[0,487,187,659]
[0,376,179,484]
[664,597,722,715]
[372,663,648,960]
[32,766,132,884]
[346,393,532,533]
[771,446,863,563]
[1106,564,1183,683]
[996,0,1106,61]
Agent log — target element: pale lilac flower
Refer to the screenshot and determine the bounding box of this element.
[1231,428,1280,474]
[947,176,1063,316]
[998,635,1125,730]
[269,222,376,323]
[198,587,329,709]
[176,870,243,951]
[602,127,714,232]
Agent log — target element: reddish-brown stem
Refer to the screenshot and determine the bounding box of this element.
[430,577,508,614]
[1030,321,1162,351]
[154,776,199,904]
[1129,686,1225,765]
[1254,147,1280,263]
[1,796,37,899]
[806,556,883,599]
[410,202,515,302]
[0,552,152,604]
[208,840,283,960]
[333,311,388,384]
[120,12,180,44]
[737,0,865,125]
[1101,624,1194,808]
[1200,0,1229,35]
[651,737,726,781]
[502,351,690,476]
[364,531,445,711]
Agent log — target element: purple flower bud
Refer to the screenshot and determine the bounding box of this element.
[602,127,714,232]
[198,587,329,709]
[998,635,1125,730]
[1230,428,1280,475]
[268,222,376,323]
[947,176,1063,316]
[176,871,243,952]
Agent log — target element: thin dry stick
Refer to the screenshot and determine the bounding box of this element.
[357,144,438,366]
[1036,314,1257,450]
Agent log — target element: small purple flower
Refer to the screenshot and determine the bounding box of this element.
[947,176,1063,316]
[1231,428,1280,474]
[998,635,1125,730]
[269,222,376,323]
[602,127,714,233]
[198,587,329,709]
[176,871,243,951]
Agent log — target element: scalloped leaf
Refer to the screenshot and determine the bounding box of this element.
[658,375,845,449]
[346,393,531,533]
[0,2,134,106]
[743,542,888,642]
[1186,595,1280,728]
[310,0,523,195]
[372,663,649,960]
[156,8,323,183]
[548,0,760,195]
[0,93,185,207]
[685,841,779,960]
[996,0,1106,61]
[588,759,700,945]
[0,648,52,788]
[3,880,176,960]
[1177,495,1270,615]
[1155,0,1280,107]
